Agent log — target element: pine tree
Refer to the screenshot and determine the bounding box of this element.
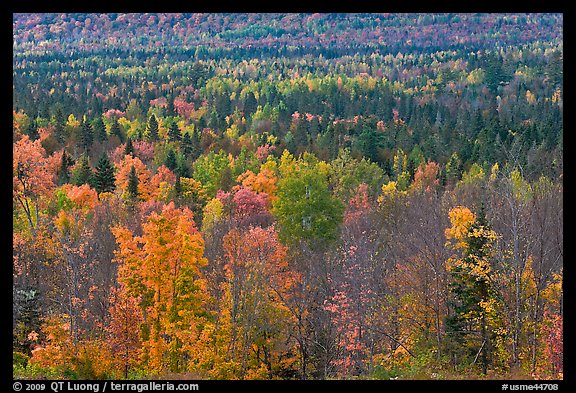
[93,116,107,142]
[93,152,116,194]
[127,164,140,201]
[181,131,192,157]
[165,149,178,171]
[71,154,93,187]
[168,120,181,142]
[124,138,135,157]
[58,150,73,185]
[147,114,159,142]
[54,106,66,144]
[80,118,94,151]
[27,119,40,141]
[111,118,124,143]
[445,205,498,374]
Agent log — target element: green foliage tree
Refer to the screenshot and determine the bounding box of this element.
[273,160,344,246]
[93,152,116,194]
[147,114,159,142]
[71,154,93,187]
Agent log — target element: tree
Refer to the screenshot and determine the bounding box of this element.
[71,154,94,188]
[53,106,66,144]
[444,205,500,374]
[220,226,298,379]
[168,121,181,142]
[115,155,152,201]
[58,150,73,185]
[147,114,159,142]
[112,202,210,373]
[126,165,139,202]
[80,118,94,151]
[110,118,124,143]
[124,138,135,157]
[164,149,178,172]
[107,286,143,378]
[272,159,344,247]
[13,135,56,234]
[93,117,108,142]
[93,152,116,194]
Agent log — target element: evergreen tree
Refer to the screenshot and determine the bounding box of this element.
[165,149,178,171]
[175,160,190,178]
[127,164,140,201]
[54,106,66,144]
[71,154,93,187]
[58,150,73,185]
[147,114,159,142]
[93,116,107,142]
[80,118,94,151]
[93,152,116,194]
[26,119,40,141]
[445,205,498,375]
[110,118,124,143]
[181,131,192,157]
[124,137,135,157]
[168,120,181,142]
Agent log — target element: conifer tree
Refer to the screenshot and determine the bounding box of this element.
[111,118,124,143]
[58,150,73,185]
[93,116,107,142]
[124,137,135,157]
[80,118,94,151]
[165,149,177,171]
[147,114,159,142]
[168,120,181,142]
[93,152,116,194]
[127,164,140,201]
[71,154,93,187]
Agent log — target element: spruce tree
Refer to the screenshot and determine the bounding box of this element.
[54,106,66,143]
[58,150,73,185]
[93,152,116,194]
[127,164,139,201]
[124,137,135,157]
[445,205,497,375]
[80,118,94,151]
[71,154,93,187]
[181,131,192,157]
[93,116,107,142]
[165,149,178,171]
[147,114,159,142]
[168,120,181,142]
[110,118,124,142]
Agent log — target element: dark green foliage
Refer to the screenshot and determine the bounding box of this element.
[93,152,116,194]
[164,149,178,171]
[13,288,42,356]
[358,127,384,164]
[110,118,124,143]
[80,119,93,150]
[147,114,159,142]
[168,120,181,142]
[93,117,107,142]
[53,106,66,144]
[71,154,93,187]
[445,206,495,375]
[127,164,139,201]
[58,150,74,185]
[124,137,135,157]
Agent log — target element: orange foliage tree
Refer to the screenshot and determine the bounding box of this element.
[112,202,211,374]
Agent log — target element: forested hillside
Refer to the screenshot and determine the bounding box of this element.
[13,13,562,380]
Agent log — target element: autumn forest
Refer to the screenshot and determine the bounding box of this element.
[12,13,562,380]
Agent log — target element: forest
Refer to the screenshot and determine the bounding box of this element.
[13,13,562,380]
